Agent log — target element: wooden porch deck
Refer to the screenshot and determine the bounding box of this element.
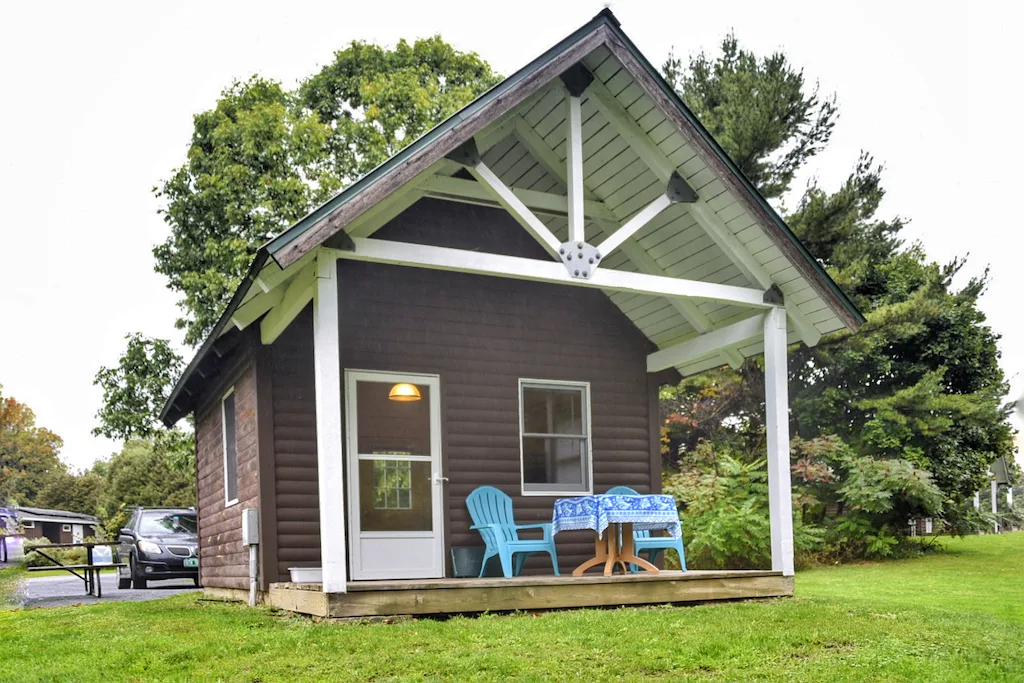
[264,570,793,618]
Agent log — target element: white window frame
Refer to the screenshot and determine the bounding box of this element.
[518,378,593,496]
[222,387,239,507]
[22,520,35,529]
[62,524,71,532]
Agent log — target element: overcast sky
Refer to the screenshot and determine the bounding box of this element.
[2,1,1022,471]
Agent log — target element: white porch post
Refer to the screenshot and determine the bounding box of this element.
[991,478,999,534]
[1009,486,1014,508]
[974,490,981,510]
[763,307,795,577]
[313,249,347,593]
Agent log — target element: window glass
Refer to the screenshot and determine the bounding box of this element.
[520,382,590,494]
[373,460,413,510]
[139,512,197,536]
[223,392,238,503]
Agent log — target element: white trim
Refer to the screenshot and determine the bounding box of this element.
[595,193,673,259]
[647,314,765,373]
[61,524,72,533]
[518,378,594,497]
[221,386,239,508]
[345,369,445,580]
[313,249,347,592]
[21,519,35,529]
[260,263,316,345]
[566,94,586,244]
[764,307,795,577]
[335,240,774,309]
[420,176,615,222]
[467,161,562,257]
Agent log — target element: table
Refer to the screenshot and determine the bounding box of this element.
[551,494,682,576]
[26,542,125,597]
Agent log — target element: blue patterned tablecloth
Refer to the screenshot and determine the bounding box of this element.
[551,494,681,540]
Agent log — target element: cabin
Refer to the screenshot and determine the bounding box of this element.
[160,9,863,617]
[0,507,101,561]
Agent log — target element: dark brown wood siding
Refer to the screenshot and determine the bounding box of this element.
[195,354,260,590]
[268,307,320,582]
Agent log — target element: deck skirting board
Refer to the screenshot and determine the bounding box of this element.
[264,571,793,618]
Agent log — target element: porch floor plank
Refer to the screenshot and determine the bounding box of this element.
[265,570,793,618]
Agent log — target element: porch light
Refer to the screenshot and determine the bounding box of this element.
[388,383,422,402]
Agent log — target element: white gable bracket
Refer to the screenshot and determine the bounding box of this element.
[586,68,821,348]
[647,314,765,373]
[446,139,562,258]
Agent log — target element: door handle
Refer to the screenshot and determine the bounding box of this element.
[434,476,450,484]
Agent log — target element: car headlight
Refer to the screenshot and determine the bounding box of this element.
[137,540,161,555]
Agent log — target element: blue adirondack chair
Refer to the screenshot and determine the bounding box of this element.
[466,486,560,578]
[606,485,687,571]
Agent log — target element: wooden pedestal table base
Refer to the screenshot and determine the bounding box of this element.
[571,523,660,576]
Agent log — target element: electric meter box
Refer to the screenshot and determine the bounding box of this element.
[241,508,259,546]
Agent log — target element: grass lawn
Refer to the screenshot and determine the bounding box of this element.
[0,533,1021,682]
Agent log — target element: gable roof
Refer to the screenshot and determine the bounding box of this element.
[14,506,101,525]
[160,9,864,426]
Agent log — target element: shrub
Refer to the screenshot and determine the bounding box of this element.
[21,538,87,568]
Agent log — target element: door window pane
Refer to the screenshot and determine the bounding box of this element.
[356,382,431,456]
[359,460,432,531]
[520,382,590,494]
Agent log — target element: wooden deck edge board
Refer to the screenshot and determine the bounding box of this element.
[269,570,783,594]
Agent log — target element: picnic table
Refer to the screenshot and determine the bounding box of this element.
[551,494,682,576]
[27,541,126,597]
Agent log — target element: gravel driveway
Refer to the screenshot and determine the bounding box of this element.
[23,572,200,608]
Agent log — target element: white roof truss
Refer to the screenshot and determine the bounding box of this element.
[226,41,857,379]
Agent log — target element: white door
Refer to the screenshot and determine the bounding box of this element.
[346,371,444,580]
[72,525,83,543]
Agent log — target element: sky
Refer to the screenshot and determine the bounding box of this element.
[1,0,1022,472]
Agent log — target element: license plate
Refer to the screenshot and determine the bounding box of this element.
[184,558,199,568]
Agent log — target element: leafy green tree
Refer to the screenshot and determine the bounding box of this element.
[660,36,1015,540]
[35,471,105,518]
[0,385,64,506]
[154,37,498,345]
[93,333,184,441]
[664,33,837,199]
[93,334,195,472]
[100,440,195,536]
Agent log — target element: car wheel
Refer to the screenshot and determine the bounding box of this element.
[130,556,147,589]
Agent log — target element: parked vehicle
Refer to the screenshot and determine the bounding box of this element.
[117,507,199,589]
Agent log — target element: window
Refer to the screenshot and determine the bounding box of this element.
[519,380,592,495]
[222,389,239,505]
[139,511,197,536]
[373,460,412,510]
[21,520,35,529]
[62,524,71,532]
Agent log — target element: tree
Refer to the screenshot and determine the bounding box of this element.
[659,36,1015,540]
[93,333,184,441]
[93,334,195,472]
[35,471,105,518]
[0,385,64,506]
[154,37,499,345]
[100,440,195,536]
[663,33,837,199]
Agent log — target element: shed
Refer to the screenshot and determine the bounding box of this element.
[160,9,863,617]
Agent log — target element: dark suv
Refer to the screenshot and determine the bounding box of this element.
[117,507,199,589]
